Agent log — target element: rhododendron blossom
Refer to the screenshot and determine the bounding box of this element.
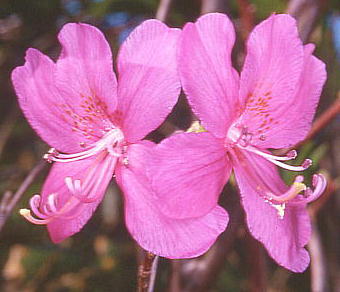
[149,13,327,272]
[12,20,228,258]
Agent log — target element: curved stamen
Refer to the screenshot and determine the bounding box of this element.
[241,145,297,161]
[266,175,306,203]
[232,149,326,220]
[64,157,116,203]
[305,174,327,203]
[21,154,117,225]
[266,157,312,172]
[19,209,52,225]
[44,145,103,163]
[44,128,124,163]
[29,195,49,219]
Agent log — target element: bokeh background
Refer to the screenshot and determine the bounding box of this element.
[0,0,339,291]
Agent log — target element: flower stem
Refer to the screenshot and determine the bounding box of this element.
[0,160,46,232]
[137,251,158,292]
[155,0,172,22]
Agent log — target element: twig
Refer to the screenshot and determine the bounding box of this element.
[308,219,329,292]
[305,96,340,142]
[137,251,157,292]
[169,186,243,292]
[286,0,321,43]
[246,234,267,292]
[148,255,159,292]
[201,0,229,14]
[0,160,46,232]
[155,0,173,22]
[236,0,255,40]
[0,107,19,159]
[293,96,340,150]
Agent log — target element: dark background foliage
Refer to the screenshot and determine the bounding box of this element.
[0,0,339,291]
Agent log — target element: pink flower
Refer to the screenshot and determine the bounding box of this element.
[12,20,228,258]
[148,13,327,271]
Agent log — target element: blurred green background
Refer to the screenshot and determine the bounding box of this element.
[0,0,339,291]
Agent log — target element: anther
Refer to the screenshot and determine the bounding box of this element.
[302,159,312,169]
[287,150,297,159]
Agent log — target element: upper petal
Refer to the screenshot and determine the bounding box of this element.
[116,20,181,142]
[12,23,119,154]
[257,44,327,148]
[41,154,116,243]
[148,132,231,219]
[179,13,240,138]
[237,14,305,148]
[115,143,228,258]
[232,149,311,272]
[56,23,118,113]
[11,48,83,153]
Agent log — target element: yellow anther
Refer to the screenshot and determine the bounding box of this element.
[293,182,307,194]
[19,208,31,216]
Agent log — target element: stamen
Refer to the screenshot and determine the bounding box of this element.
[64,156,117,203]
[19,209,52,225]
[304,174,327,203]
[43,128,124,163]
[273,174,327,207]
[47,194,58,213]
[266,176,306,203]
[22,153,118,225]
[266,158,312,172]
[29,195,49,219]
[241,145,297,161]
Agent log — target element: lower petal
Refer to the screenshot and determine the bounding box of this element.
[116,143,228,258]
[148,132,231,219]
[232,150,311,272]
[42,154,116,243]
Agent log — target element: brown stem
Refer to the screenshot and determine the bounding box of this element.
[236,0,255,40]
[155,0,173,22]
[0,160,46,232]
[292,96,340,150]
[137,251,157,292]
[169,186,243,292]
[246,234,267,292]
[308,219,329,292]
[305,96,340,142]
[201,0,229,14]
[0,107,19,160]
[286,0,321,43]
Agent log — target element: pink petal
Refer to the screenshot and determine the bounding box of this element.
[56,23,118,113]
[238,14,305,148]
[12,23,120,153]
[42,154,116,243]
[11,49,83,153]
[232,150,311,272]
[116,20,181,142]
[148,132,231,219]
[116,143,228,258]
[179,13,239,138]
[258,44,327,148]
